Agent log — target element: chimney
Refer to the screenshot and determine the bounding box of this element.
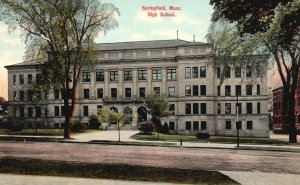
[177,30,178,40]
[193,34,195,42]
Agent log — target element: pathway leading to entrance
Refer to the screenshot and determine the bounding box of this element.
[73,130,139,142]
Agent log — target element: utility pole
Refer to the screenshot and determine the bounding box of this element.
[236,94,239,147]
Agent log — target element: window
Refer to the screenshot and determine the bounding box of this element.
[96,71,104,82]
[28,74,32,84]
[14,91,17,101]
[236,103,242,114]
[54,89,60,99]
[200,85,206,96]
[246,66,252,77]
[193,85,199,96]
[167,69,176,80]
[236,121,242,130]
[217,67,220,78]
[225,103,231,114]
[225,86,231,96]
[185,67,191,78]
[19,91,24,101]
[193,121,199,130]
[36,74,42,84]
[235,85,241,96]
[139,87,146,97]
[185,85,191,96]
[111,88,117,98]
[13,75,16,85]
[200,66,206,77]
[110,71,118,82]
[247,103,253,114]
[124,70,132,81]
[154,87,160,94]
[84,89,89,99]
[185,103,191,114]
[19,74,24,85]
[193,103,199,115]
[217,86,220,96]
[168,87,175,97]
[192,67,198,78]
[225,121,231,129]
[125,88,131,98]
[186,121,191,130]
[138,70,147,80]
[257,85,261,95]
[169,122,175,130]
[35,106,41,117]
[97,88,103,99]
[246,85,252,95]
[247,121,253,130]
[97,105,103,111]
[28,107,33,118]
[235,66,241,78]
[201,103,207,115]
[224,67,231,78]
[20,107,24,117]
[201,121,207,130]
[83,106,89,116]
[82,72,90,82]
[169,104,175,115]
[152,69,162,80]
[55,106,59,116]
[257,102,261,114]
[13,106,17,117]
[217,103,221,114]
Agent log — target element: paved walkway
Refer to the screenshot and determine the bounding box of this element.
[71,130,300,151]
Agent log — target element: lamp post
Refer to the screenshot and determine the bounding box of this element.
[236,94,239,147]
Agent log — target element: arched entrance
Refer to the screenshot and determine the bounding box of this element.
[137,106,147,122]
[123,106,133,124]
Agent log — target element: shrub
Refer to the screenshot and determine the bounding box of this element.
[161,122,169,134]
[196,133,210,139]
[8,122,24,132]
[138,122,154,134]
[89,114,100,129]
[70,121,88,132]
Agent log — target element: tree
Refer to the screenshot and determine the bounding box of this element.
[98,108,133,142]
[210,0,300,143]
[145,94,170,139]
[0,97,8,111]
[0,0,119,138]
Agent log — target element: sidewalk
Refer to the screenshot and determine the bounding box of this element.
[1,130,300,152]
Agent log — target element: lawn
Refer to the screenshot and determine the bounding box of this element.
[131,132,291,145]
[0,129,99,136]
[0,157,239,185]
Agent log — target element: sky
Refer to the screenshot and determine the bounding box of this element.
[0,0,214,99]
[0,0,280,99]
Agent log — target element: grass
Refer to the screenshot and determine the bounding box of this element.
[0,129,100,137]
[131,132,293,145]
[0,157,239,185]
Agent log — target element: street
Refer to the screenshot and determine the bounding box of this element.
[0,141,299,174]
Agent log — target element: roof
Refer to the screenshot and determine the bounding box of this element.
[94,39,208,51]
[5,39,210,68]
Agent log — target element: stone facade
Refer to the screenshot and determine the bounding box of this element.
[5,39,269,137]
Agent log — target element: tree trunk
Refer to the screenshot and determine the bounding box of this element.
[286,95,297,143]
[64,114,71,139]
